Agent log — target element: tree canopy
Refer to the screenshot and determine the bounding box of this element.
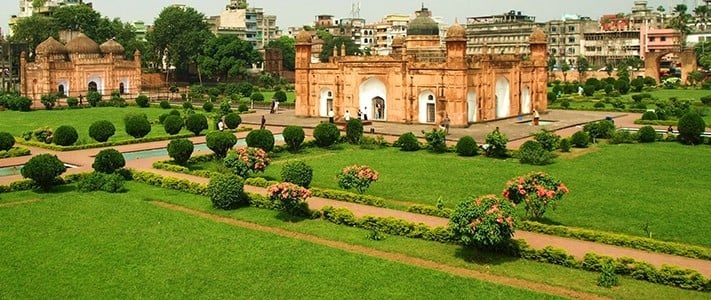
[318,30,362,62]
[197,35,262,81]
[266,36,296,71]
[147,6,212,75]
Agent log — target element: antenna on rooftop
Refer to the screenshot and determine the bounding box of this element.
[351,1,361,18]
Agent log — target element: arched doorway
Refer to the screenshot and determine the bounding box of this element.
[319,88,333,117]
[359,77,387,121]
[58,84,65,96]
[119,82,125,95]
[418,91,436,123]
[88,81,98,92]
[372,97,385,120]
[495,77,510,118]
[521,86,532,114]
[467,90,477,123]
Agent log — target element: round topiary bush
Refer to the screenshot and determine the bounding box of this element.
[66,97,78,108]
[202,101,214,112]
[92,148,126,174]
[346,119,363,144]
[570,130,590,148]
[641,111,658,121]
[281,160,313,188]
[283,126,305,151]
[238,103,249,112]
[517,140,554,165]
[0,132,15,151]
[89,120,115,143]
[124,114,151,138]
[250,92,265,102]
[593,102,605,109]
[637,126,658,143]
[135,95,150,108]
[313,123,340,147]
[182,101,193,110]
[678,112,707,145]
[162,115,184,135]
[395,132,420,151]
[185,114,208,135]
[246,129,275,152]
[21,154,66,190]
[206,131,237,158]
[160,100,171,109]
[455,136,478,156]
[224,112,242,129]
[208,174,247,209]
[559,138,571,152]
[273,90,287,102]
[167,138,194,165]
[53,125,78,146]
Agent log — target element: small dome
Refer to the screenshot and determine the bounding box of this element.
[407,9,440,36]
[446,23,466,40]
[529,27,547,44]
[36,37,67,55]
[100,39,125,55]
[295,31,312,44]
[65,33,101,54]
[392,36,405,47]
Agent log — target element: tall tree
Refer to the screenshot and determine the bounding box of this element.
[51,5,102,38]
[318,31,361,62]
[668,4,692,37]
[561,61,570,82]
[266,36,295,71]
[693,5,710,31]
[197,35,262,81]
[576,56,590,80]
[8,15,58,55]
[147,6,212,75]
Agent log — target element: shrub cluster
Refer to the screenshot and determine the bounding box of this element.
[135,95,150,107]
[0,132,15,151]
[185,114,208,135]
[224,113,242,129]
[77,172,125,193]
[20,154,66,191]
[92,149,126,174]
[206,131,237,157]
[224,147,271,178]
[450,195,517,248]
[677,112,706,145]
[160,100,171,109]
[346,119,363,144]
[281,160,313,188]
[570,131,590,148]
[637,126,658,143]
[167,139,194,165]
[517,140,554,165]
[423,129,447,153]
[313,123,340,147]
[131,171,207,196]
[89,120,116,142]
[268,182,312,217]
[124,113,151,138]
[245,129,275,152]
[502,172,569,219]
[394,132,420,151]
[484,130,508,158]
[283,126,305,151]
[336,165,379,194]
[208,174,247,209]
[52,125,78,146]
[202,101,214,112]
[162,115,184,135]
[455,136,478,156]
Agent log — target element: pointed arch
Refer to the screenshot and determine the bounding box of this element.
[495,77,510,118]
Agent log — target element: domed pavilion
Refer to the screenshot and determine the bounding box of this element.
[294,7,548,126]
[21,33,141,102]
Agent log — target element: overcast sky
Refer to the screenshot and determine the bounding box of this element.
[0,0,694,33]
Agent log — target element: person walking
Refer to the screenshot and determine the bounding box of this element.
[273,100,279,113]
[218,116,226,131]
[533,109,540,126]
[260,115,266,130]
[443,114,451,135]
[328,108,335,123]
[344,110,351,121]
[363,107,369,121]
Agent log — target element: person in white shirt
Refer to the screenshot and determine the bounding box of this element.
[328,109,335,123]
[344,110,351,121]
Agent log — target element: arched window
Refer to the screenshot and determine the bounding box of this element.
[58,84,65,96]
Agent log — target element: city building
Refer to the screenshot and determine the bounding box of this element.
[9,0,87,36]
[545,15,598,67]
[20,34,142,101]
[208,0,279,49]
[294,8,548,127]
[370,14,409,55]
[466,10,543,55]
[640,28,681,60]
[582,30,641,67]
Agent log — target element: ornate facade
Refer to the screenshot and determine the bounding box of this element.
[20,33,141,101]
[295,8,548,126]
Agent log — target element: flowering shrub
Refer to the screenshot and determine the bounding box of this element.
[449,195,517,248]
[223,147,271,178]
[336,165,379,194]
[33,127,54,144]
[268,182,312,216]
[502,172,570,219]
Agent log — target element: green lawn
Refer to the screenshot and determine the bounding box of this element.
[0,185,555,299]
[254,142,711,247]
[0,106,212,142]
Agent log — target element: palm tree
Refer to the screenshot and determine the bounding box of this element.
[669,4,692,45]
[693,5,710,31]
[657,5,666,27]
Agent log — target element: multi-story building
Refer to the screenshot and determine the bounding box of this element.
[640,28,681,59]
[208,0,279,50]
[371,14,409,55]
[629,0,664,30]
[545,15,598,67]
[465,10,543,55]
[9,0,85,36]
[582,30,641,67]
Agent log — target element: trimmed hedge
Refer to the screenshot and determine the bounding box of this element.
[17,133,194,152]
[0,132,16,151]
[313,123,340,147]
[0,147,31,159]
[310,187,386,207]
[131,171,208,196]
[283,126,305,151]
[53,125,78,146]
[245,129,275,152]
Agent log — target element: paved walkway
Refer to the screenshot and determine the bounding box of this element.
[3,109,711,278]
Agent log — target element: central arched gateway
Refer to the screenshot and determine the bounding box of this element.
[495,77,510,118]
[359,77,387,120]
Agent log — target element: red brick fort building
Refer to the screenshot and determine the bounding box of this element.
[294,8,548,126]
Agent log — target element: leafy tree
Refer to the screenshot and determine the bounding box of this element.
[694,40,711,70]
[694,5,710,31]
[148,5,212,75]
[687,70,704,87]
[266,36,296,71]
[197,35,262,81]
[561,61,571,82]
[21,154,66,191]
[51,5,101,35]
[547,53,557,72]
[576,56,590,80]
[318,31,361,62]
[8,15,58,54]
[669,4,692,40]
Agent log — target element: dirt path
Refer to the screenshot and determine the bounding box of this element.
[152,201,609,300]
[0,199,40,208]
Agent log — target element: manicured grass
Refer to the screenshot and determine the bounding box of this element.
[256,142,711,247]
[143,183,710,300]
[0,185,556,299]
[0,106,212,142]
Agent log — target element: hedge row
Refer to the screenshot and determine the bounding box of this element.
[0,179,38,194]
[87,171,710,292]
[16,133,195,151]
[519,221,711,261]
[407,204,453,218]
[310,187,386,207]
[0,147,31,159]
[634,119,680,126]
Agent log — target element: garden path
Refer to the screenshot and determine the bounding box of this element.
[4,109,711,278]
